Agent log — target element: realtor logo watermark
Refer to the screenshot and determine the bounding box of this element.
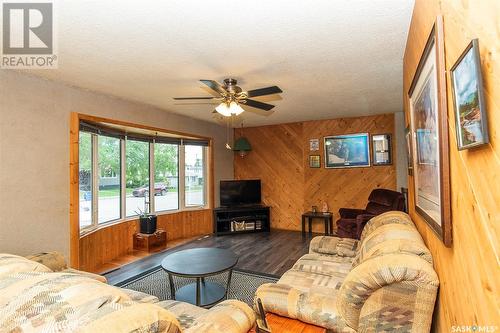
[1,0,57,68]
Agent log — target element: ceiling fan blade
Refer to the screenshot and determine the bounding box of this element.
[200,79,227,95]
[245,86,282,98]
[173,97,216,100]
[242,99,275,111]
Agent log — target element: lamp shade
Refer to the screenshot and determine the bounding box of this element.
[215,102,231,117]
[233,137,251,157]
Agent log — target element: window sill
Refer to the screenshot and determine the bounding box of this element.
[79,205,210,237]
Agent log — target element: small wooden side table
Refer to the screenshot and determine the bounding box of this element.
[302,211,333,235]
[133,229,167,252]
[248,313,326,333]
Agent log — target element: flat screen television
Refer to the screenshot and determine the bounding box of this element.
[220,179,261,207]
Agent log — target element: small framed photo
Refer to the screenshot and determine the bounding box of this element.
[371,134,392,165]
[309,139,320,151]
[309,155,320,168]
[324,133,370,168]
[450,39,489,150]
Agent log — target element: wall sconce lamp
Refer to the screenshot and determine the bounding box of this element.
[233,137,251,157]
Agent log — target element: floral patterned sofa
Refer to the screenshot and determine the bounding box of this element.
[0,253,255,332]
[255,211,439,332]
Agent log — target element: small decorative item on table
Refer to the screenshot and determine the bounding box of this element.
[322,202,329,213]
[311,205,318,213]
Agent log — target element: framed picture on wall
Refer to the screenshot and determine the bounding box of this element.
[405,127,414,176]
[371,134,392,165]
[324,133,370,168]
[408,16,452,246]
[450,39,489,150]
[309,155,320,168]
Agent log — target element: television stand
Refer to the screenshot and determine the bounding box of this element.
[213,205,270,236]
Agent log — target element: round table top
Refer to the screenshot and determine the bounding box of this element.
[161,248,238,277]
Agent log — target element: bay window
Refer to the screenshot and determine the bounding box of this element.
[78,122,209,232]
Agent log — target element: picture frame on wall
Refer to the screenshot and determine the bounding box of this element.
[408,16,451,247]
[450,39,489,150]
[405,127,414,176]
[309,155,320,168]
[371,134,392,165]
[324,133,370,168]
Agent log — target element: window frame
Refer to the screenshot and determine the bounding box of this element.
[152,141,180,213]
[96,134,123,225]
[78,128,210,235]
[183,145,208,208]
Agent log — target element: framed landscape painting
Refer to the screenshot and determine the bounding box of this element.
[324,133,370,168]
[450,39,489,150]
[408,16,452,247]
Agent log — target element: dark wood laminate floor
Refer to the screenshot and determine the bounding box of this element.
[105,230,320,285]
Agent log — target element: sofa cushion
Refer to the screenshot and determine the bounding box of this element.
[255,283,355,332]
[0,253,51,278]
[279,268,347,297]
[292,253,353,277]
[63,267,108,283]
[353,223,431,268]
[0,272,134,332]
[26,252,67,271]
[182,300,256,333]
[157,300,208,330]
[359,211,414,242]
[309,236,359,257]
[77,302,181,333]
[158,300,255,333]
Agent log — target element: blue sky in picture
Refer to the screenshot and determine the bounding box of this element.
[454,49,478,104]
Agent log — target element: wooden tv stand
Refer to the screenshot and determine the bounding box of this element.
[213,205,270,236]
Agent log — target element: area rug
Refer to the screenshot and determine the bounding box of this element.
[118,268,278,306]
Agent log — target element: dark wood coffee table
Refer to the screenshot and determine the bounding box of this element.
[161,248,238,307]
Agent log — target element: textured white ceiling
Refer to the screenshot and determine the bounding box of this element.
[28,0,414,126]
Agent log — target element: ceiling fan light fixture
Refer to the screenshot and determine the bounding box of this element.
[215,102,232,117]
[229,101,244,116]
[215,101,244,117]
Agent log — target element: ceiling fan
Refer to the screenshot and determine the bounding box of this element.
[173,78,282,117]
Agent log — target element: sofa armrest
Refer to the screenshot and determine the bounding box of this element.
[309,236,359,257]
[338,208,366,218]
[25,252,67,272]
[183,300,255,333]
[255,283,354,331]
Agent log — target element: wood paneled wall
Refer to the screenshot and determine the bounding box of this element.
[234,114,396,232]
[79,209,212,272]
[404,0,499,330]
